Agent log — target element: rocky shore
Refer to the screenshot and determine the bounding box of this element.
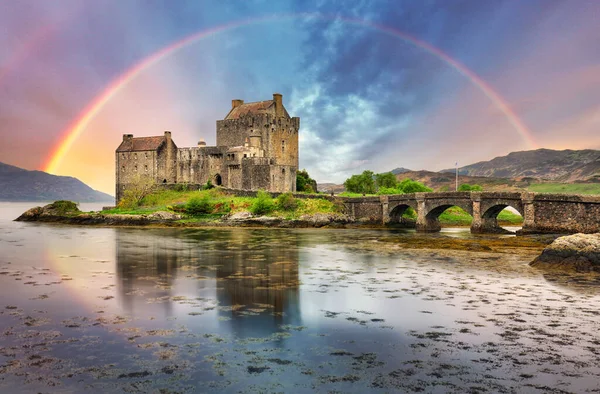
[14,202,363,229]
[530,233,600,272]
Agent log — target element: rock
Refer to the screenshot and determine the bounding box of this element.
[530,233,600,272]
[298,213,353,227]
[227,211,253,220]
[15,201,80,221]
[147,211,182,220]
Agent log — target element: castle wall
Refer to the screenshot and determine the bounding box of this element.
[116,150,158,202]
[156,135,177,184]
[266,117,300,168]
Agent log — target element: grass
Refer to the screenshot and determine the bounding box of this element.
[103,188,341,220]
[527,183,600,195]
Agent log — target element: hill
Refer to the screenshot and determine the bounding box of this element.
[441,149,600,182]
[0,162,114,202]
[394,170,530,192]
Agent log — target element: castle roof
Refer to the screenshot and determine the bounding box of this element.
[116,136,166,152]
[224,99,290,120]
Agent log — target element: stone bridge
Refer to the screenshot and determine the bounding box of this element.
[343,192,600,234]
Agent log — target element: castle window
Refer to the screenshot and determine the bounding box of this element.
[243,154,247,158]
[144,165,148,172]
[134,153,137,160]
[134,165,137,172]
[121,166,125,173]
[145,152,148,158]
[281,140,285,153]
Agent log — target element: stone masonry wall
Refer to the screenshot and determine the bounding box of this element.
[524,194,600,234]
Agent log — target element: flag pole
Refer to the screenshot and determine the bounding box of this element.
[455,161,458,191]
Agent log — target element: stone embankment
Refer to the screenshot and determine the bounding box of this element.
[530,233,600,272]
[15,203,356,228]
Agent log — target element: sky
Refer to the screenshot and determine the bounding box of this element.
[0,0,599,195]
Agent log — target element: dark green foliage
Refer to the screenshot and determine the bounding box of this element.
[250,190,275,215]
[458,183,483,191]
[296,169,317,193]
[375,172,398,189]
[344,170,376,194]
[48,200,80,214]
[186,195,214,216]
[174,183,190,192]
[276,192,298,210]
[377,187,401,195]
[398,179,432,193]
[203,179,214,190]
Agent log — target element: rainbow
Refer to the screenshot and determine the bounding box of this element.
[44,13,536,173]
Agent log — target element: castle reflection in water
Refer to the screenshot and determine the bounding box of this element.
[114,228,302,336]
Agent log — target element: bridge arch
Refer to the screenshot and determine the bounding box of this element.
[389,204,413,224]
[472,200,524,233]
[417,199,474,232]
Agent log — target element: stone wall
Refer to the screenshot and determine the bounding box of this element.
[522,194,600,234]
[116,150,158,202]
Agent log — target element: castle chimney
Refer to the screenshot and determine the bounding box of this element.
[273,93,283,116]
[123,134,133,141]
[164,131,172,140]
[198,138,206,146]
[232,99,244,109]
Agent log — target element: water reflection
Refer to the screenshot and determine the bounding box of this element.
[115,228,302,337]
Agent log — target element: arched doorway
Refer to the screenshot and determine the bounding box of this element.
[214,174,222,186]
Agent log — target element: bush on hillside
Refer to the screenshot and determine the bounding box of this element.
[458,183,483,191]
[186,195,214,216]
[250,190,275,215]
[276,192,298,210]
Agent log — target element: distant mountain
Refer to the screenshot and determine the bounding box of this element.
[394,170,530,192]
[0,162,114,202]
[441,149,600,182]
[390,167,412,175]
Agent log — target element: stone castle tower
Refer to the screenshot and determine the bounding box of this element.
[115,94,300,202]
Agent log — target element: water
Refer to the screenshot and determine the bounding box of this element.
[1,202,599,393]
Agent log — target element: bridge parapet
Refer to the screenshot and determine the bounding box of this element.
[342,191,598,234]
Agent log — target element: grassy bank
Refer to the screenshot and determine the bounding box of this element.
[527,183,600,195]
[104,188,341,221]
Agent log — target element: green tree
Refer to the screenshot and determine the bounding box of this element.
[296,169,317,193]
[344,170,376,194]
[375,172,398,190]
[398,179,432,193]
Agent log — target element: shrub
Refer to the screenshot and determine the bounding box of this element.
[398,179,432,193]
[174,183,190,192]
[48,200,80,214]
[250,190,274,215]
[377,186,402,195]
[203,179,214,190]
[186,195,213,216]
[276,192,298,210]
[458,183,483,191]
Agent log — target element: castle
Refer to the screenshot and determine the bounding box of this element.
[115,93,300,202]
